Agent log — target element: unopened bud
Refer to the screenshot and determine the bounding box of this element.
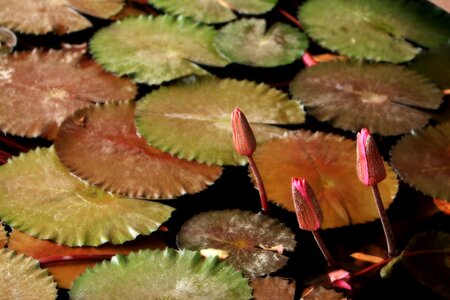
[291,177,322,231]
[356,128,386,186]
[231,108,256,156]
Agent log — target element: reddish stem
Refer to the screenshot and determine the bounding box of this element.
[0,135,29,152]
[312,230,336,267]
[372,184,396,257]
[278,8,303,29]
[248,155,269,213]
[39,254,115,267]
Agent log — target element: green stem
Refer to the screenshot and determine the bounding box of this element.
[248,155,269,213]
[372,184,396,257]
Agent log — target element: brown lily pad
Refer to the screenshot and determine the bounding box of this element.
[251,276,295,300]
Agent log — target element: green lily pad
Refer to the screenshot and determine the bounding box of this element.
[299,0,450,62]
[216,18,309,67]
[136,76,304,166]
[0,248,57,300]
[391,122,450,200]
[90,15,229,85]
[0,224,6,248]
[177,210,296,278]
[290,61,443,136]
[0,147,175,246]
[403,232,450,298]
[410,45,450,90]
[70,248,252,299]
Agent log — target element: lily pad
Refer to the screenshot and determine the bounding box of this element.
[0,223,6,248]
[0,147,175,246]
[90,15,229,85]
[0,248,57,300]
[0,48,137,139]
[410,45,450,90]
[55,101,222,198]
[391,122,450,200]
[216,18,309,67]
[251,276,295,300]
[252,130,398,229]
[136,76,304,166]
[70,248,252,299]
[299,0,450,62]
[403,231,450,298]
[290,61,443,136]
[177,210,296,277]
[0,0,124,35]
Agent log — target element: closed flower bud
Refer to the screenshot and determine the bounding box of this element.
[231,108,256,156]
[291,177,322,231]
[356,128,386,186]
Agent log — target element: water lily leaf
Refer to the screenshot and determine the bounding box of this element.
[0,223,6,248]
[8,230,166,289]
[0,0,124,35]
[299,0,450,62]
[0,248,57,300]
[301,285,345,300]
[251,276,295,300]
[55,101,222,198]
[0,48,137,139]
[70,248,252,299]
[0,147,174,246]
[252,130,398,229]
[216,18,308,67]
[290,61,443,136]
[403,232,450,298]
[90,15,229,85]
[410,45,450,90]
[391,122,450,200]
[177,210,296,277]
[136,76,304,166]
[434,199,450,215]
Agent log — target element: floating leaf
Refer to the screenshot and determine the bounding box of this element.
[410,45,450,90]
[55,101,222,198]
[290,61,443,136]
[90,15,229,85]
[403,232,450,298]
[0,223,6,248]
[299,0,450,63]
[391,122,450,200]
[216,18,308,67]
[0,48,137,139]
[301,285,345,300]
[0,0,124,35]
[252,130,398,229]
[0,147,174,246]
[251,276,295,300]
[70,248,252,299]
[136,76,304,166]
[434,199,450,215]
[177,210,296,277]
[0,248,57,300]
[8,230,166,289]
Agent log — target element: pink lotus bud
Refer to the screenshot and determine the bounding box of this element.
[291,178,322,231]
[356,128,386,186]
[231,108,256,156]
[328,269,352,290]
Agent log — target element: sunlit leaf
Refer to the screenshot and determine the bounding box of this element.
[252,130,398,229]
[177,210,296,277]
[299,0,450,62]
[0,0,125,35]
[403,232,450,298]
[0,147,174,246]
[55,101,222,198]
[290,61,443,136]
[70,248,252,299]
[251,276,295,300]
[8,230,166,289]
[216,18,308,67]
[90,15,229,85]
[391,122,450,200]
[410,45,450,90]
[136,76,304,166]
[434,199,450,215]
[0,248,57,300]
[0,47,137,139]
[0,223,6,248]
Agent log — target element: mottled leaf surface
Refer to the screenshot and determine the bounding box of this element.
[70,248,252,299]
[252,130,398,229]
[55,101,222,198]
[0,223,6,248]
[410,45,450,90]
[251,276,295,300]
[177,210,296,277]
[290,61,443,136]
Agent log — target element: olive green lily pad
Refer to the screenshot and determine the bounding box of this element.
[290,61,443,136]
[90,15,229,85]
[299,0,450,62]
[136,76,304,166]
[0,147,175,246]
[70,248,252,299]
[391,122,450,200]
[177,210,296,278]
[252,130,398,229]
[0,248,57,300]
[216,18,309,67]
[0,224,6,248]
[410,45,450,90]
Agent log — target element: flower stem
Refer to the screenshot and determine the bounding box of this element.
[39,254,115,267]
[371,184,396,257]
[312,230,336,267]
[248,155,269,213]
[0,135,29,152]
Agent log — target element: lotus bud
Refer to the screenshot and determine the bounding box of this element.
[231,108,256,156]
[292,177,322,231]
[356,128,386,186]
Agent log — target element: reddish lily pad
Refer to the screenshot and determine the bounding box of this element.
[177,210,296,278]
[290,61,443,136]
[55,101,222,199]
[252,130,398,229]
[0,224,6,248]
[0,48,137,139]
[251,276,295,300]
[391,122,450,200]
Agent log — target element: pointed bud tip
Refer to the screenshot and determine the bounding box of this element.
[291,177,322,231]
[356,128,386,186]
[231,107,256,157]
